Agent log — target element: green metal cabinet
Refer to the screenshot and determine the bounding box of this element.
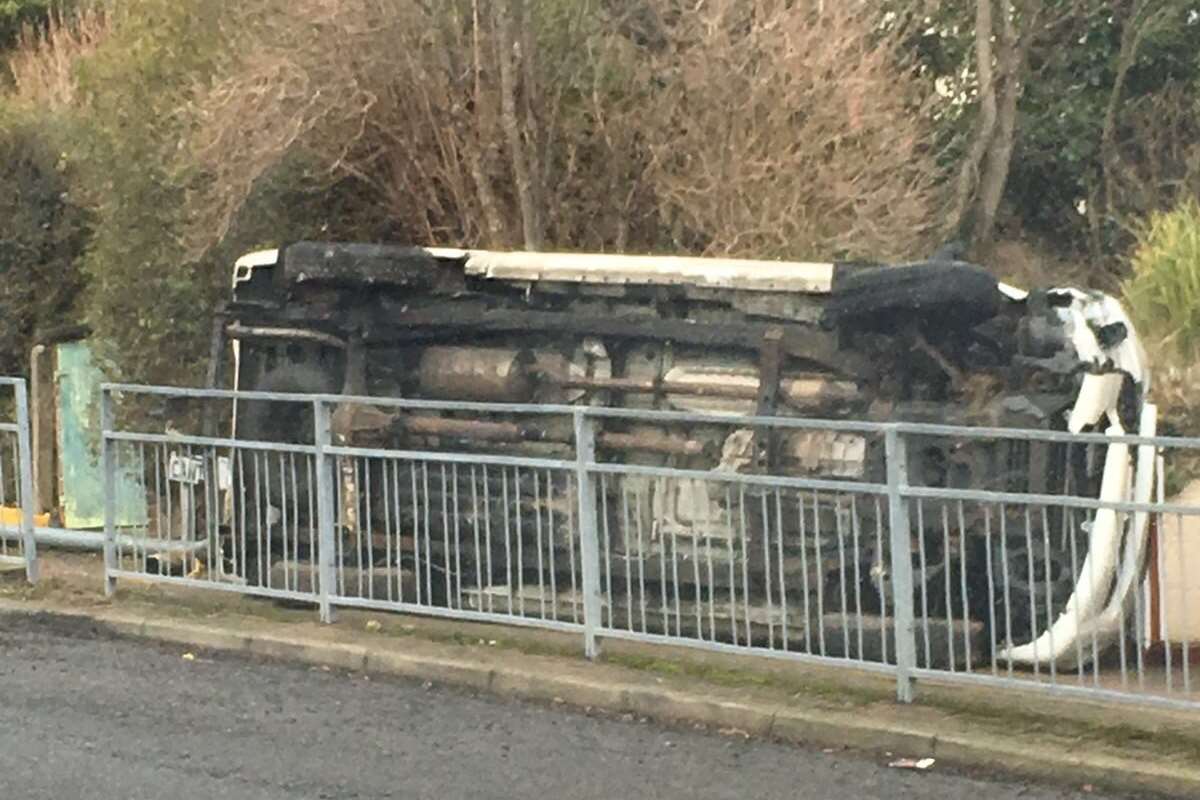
[56,341,147,529]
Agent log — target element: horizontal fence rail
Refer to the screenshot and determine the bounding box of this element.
[0,378,37,583]
[99,384,1200,711]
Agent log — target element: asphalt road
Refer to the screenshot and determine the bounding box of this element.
[0,613,1133,800]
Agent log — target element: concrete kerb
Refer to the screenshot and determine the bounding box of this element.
[1,599,1196,798]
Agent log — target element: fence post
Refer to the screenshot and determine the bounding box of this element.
[101,387,117,597]
[574,410,603,660]
[885,426,917,704]
[313,398,338,624]
[14,379,38,584]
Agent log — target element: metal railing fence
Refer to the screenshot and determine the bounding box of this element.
[0,378,37,583]
[99,383,1199,711]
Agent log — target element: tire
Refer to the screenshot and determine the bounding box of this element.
[235,362,340,566]
[824,261,1001,330]
[239,362,341,444]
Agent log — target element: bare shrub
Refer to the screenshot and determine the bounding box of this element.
[177,0,396,251]
[6,4,109,111]
[637,0,950,260]
[179,0,947,261]
[180,0,604,253]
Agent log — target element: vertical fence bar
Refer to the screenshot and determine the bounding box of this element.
[0,430,8,560]
[0,427,7,561]
[313,398,338,623]
[101,387,117,596]
[885,427,917,704]
[573,410,603,660]
[14,380,38,583]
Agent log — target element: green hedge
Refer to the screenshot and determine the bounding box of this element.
[0,114,89,375]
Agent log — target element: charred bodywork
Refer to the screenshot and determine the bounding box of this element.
[221,242,1152,663]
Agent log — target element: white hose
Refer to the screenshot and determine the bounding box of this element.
[1002,285,1155,666]
[1002,429,1130,665]
[1073,402,1158,658]
[1067,372,1124,434]
[1002,403,1157,667]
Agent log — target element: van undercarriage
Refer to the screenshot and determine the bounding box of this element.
[214,243,1152,665]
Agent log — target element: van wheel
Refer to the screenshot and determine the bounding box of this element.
[825,261,1001,330]
[239,362,340,444]
[235,362,339,579]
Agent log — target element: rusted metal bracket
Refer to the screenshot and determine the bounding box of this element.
[911,328,963,390]
[225,322,347,350]
[203,308,228,438]
[753,327,784,471]
[341,333,368,395]
[330,333,369,541]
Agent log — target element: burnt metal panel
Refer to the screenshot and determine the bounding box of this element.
[279,242,439,289]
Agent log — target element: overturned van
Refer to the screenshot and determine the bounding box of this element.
[217,243,1154,666]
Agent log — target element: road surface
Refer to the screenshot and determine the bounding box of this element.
[0,613,1137,799]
